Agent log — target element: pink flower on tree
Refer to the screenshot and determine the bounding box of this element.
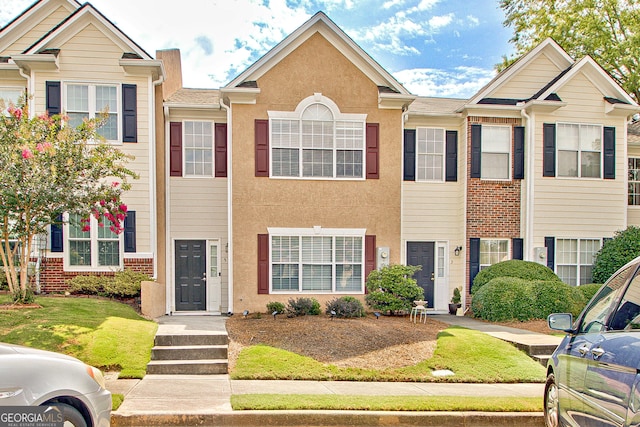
[21,148,33,159]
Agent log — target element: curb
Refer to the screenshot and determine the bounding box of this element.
[111,410,545,426]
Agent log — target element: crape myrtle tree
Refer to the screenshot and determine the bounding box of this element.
[0,99,137,303]
[499,0,640,102]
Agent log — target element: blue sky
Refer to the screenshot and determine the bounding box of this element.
[0,0,515,98]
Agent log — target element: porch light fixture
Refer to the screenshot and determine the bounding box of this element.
[454,246,463,256]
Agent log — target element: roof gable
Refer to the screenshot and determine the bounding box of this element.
[23,3,153,60]
[469,38,573,105]
[0,0,80,55]
[225,11,411,96]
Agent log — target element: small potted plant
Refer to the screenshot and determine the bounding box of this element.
[448,287,462,315]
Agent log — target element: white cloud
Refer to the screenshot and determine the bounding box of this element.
[466,15,480,27]
[428,13,454,30]
[394,66,496,98]
[382,0,405,9]
[411,0,440,12]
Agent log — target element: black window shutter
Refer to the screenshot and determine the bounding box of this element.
[512,238,524,260]
[46,81,61,116]
[50,214,63,252]
[513,126,525,179]
[469,238,480,293]
[403,129,416,181]
[445,130,458,182]
[544,237,555,271]
[470,124,482,178]
[543,123,556,177]
[122,84,137,142]
[124,211,136,253]
[603,126,615,179]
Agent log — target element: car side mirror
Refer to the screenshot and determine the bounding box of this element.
[548,313,574,333]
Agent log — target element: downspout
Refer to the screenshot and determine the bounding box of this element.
[520,106,534,261]
[163,105,172,314]
[220,96,233,314]
[150,73,165,281]
[400,110,408,264]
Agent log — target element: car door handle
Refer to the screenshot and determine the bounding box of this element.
[591,347,605,359]
[578,345,590,356]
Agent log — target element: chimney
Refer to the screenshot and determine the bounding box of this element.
[156,49,182,99]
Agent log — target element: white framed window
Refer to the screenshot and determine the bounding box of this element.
[0,87,24,111]
[65,213,122,270]
[416,127,445,181]
[65,83,119,142]
[270,94,366,179]
[481,125,511,180]
[629,157,640,205]
[557,123,602,178]
[479,239,509,270]
[556,238,601,286]
[183,121,214,176]
[269,227,364,293]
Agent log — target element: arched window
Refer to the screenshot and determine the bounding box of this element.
[269,94,366,179]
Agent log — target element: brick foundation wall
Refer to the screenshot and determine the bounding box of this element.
[38,256,154,293]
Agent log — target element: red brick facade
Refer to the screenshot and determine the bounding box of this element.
[38,257,154,293]
[465,116,523,299]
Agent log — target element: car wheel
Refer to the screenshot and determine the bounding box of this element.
[544,373,560,427]
[47,403,87,427]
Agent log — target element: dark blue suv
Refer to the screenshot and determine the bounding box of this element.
[546,256,640,427]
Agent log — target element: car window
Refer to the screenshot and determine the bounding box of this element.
[579,263,636,334]
[609,271,640,331]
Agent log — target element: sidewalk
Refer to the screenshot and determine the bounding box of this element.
[108,314,552,426]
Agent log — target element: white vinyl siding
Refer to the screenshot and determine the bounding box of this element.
[416,127,445,181]
[481,125,510,180]
[556,238,600,286]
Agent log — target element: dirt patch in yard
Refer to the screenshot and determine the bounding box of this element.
[226,314,553,371]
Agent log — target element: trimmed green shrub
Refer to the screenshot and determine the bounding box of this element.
[530,280,580,319]
[103,269,149,298]
[0,269,8,290]
[67,269,149,298]
[286,297,321,316]
[575,283,602,305]
[325,296,365,318]
[68,275,105,295]
[365,264,423,315]
[593,226,640,283]
[266,301,285,314]
[471,260,560,294]
[471,277,536,321]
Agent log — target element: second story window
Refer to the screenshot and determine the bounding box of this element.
[66,83,119,142]
[270,95,366,179]
[416,127,445,181]
[557,123,602,178]
[481,125,511,180]
[0,87,24,111]
[184,121,213,176]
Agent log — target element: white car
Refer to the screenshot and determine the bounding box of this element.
[0,343,111,427]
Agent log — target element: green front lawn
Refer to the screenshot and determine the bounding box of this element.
[232,326,545,383]
[0,294,156,378]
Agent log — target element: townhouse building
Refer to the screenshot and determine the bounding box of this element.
[2,2,638,315]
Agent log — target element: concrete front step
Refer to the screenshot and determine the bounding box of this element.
[532,354,551,367]
[151,344,228,361]
[146,359,228,375]
[154,333,228,347]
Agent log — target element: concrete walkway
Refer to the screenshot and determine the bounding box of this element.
[108,314,553,426]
